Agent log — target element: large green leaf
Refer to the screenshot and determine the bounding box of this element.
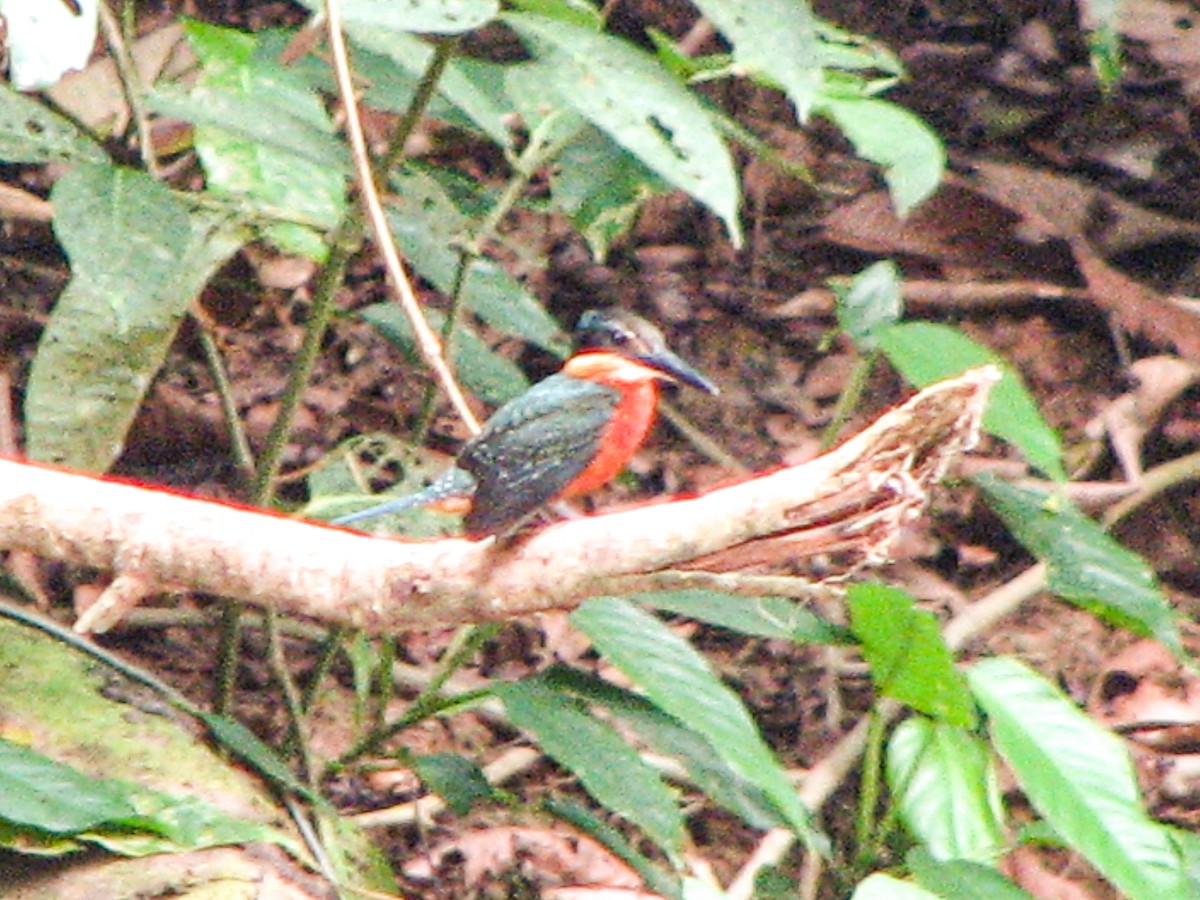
[504,13,742,245]
[359,303,530,406]
[150,23,346,171]
[848,584,976,727]
[635,590,850,645]
[343,28,512,147]
[970,658,1198,900]
[387,167,570,357]
[25,163,244,471]
[166,22,347,258]
[550,124,661,262]
[0,83,106,163]
[571,597,826,852]
[0,739,135,833]
[0,739,285,858]
[541,665,785,830]
[877,322,1065,481]
[494,676,685,860]
[814,97,944,215]
[976,474,1185,660]
[887,718,1004,863]
[692,0,820,118]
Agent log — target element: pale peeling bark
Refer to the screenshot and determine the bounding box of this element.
[0,368,999,634]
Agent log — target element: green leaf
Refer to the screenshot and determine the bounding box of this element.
[877,321,1066,481]
[412,754,495,816]
[0,739,136,833]
[506,0,603,29]
[151,23,347,172]
[359,303,531,406]
[833,260,903,351]
[908,849,1035,899]
[1081,0,1123,88]
[196,713,318,805]
[852,873,942,899]
[84,789,287,858]
[813,20,904,77]
[25,163,244,471]
[635,590,851,645]
[544,798,683,899]
[0,740,286,859]
[848,584,976,727]
[692,0,820,118]
[541,665,785,830]
[551,124,661,262]
[296,0,499,34]
[975,474,1186,660]
[169,22,347,257]
[571,597,827,853]
[970,658,1198,900]
[494,676,685,860]
[343,29,513,147]
[504,13,742,245]
[887,718,1004,862]
[387,167,571,357]
[0,83,106,162]
[814,97,944,216]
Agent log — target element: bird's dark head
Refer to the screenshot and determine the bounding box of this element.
[573,308,718,395]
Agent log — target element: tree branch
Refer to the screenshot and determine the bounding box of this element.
[0,368,998,634]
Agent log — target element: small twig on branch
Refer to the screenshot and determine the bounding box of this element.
[0,368,997,635]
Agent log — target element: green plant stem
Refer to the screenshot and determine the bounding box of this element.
[213,220,359,717]
[270,609,316,784]
[195,323,256,481]
[412,109,579,443]
[381,38,457,177]
[213,600,242,716]
[471,110,572,254]
[853,703,888,872]
[428,622,501,697]
[298,34,464,743]
[302,626,346,712]
[821,351,876,450]
[334,685,495,770]
[335,624,501,771]
[250,226,359,503]
[99,0,159,176]
[370,635,398,739]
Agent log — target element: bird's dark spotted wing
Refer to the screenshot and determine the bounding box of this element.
[459,373,621,536]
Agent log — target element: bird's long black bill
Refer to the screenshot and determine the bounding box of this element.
[639,347,720,395]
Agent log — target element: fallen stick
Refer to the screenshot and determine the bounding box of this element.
[0,367,998,634]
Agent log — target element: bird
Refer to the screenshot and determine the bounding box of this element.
[332,308,719,539]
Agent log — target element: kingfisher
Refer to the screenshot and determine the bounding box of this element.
[333,308,718,538]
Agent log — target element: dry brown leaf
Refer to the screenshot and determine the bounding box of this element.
[1068,237,1200,361]
[821,186,1060,277]
[970,160,1200,256]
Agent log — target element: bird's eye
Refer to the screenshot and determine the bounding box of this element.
[610,329,631,345]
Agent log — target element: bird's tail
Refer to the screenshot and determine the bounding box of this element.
[332,466,477,527]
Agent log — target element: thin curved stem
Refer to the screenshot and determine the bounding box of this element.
[325,0,480,434]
